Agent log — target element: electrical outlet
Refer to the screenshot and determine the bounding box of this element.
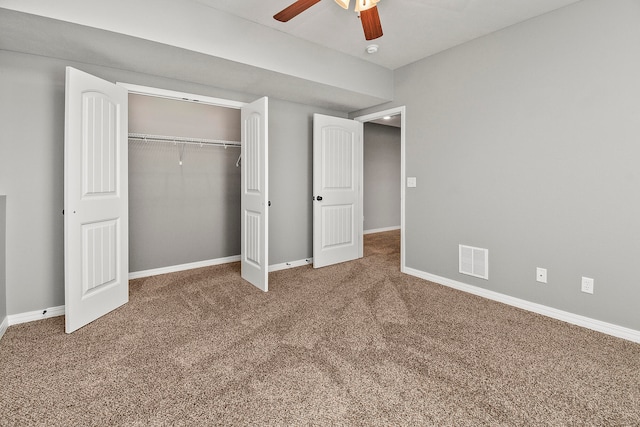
[536,267,547,283]
[581,277,594,294]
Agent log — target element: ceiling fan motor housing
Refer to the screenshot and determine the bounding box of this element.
[274,0,383,41]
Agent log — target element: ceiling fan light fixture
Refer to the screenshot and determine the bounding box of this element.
[274,0,382,41]
[354,0,379,12]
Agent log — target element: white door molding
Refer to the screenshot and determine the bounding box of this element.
[116,83,246,109]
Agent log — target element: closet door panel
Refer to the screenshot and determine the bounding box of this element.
[64,67,129,333]
[241,97,268,292]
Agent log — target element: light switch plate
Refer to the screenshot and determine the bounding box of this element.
[407,177,417,188]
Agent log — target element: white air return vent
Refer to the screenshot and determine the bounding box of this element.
[459,245,489,280]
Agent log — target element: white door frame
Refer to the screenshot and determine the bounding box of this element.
[116,83,246,110]
[353,106,406,273]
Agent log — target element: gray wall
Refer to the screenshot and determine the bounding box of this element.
[269,100,351,263]
[128,95,241,272]
[0,196,6,322]
[363,123,401,232]
[0,49,343,315]
[354,0,640,331]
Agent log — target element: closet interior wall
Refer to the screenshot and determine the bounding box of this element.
[128,94,241,273]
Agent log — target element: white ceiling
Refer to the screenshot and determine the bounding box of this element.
[370,114,401,127]
[0,0,583,112]
[195,0,582,70]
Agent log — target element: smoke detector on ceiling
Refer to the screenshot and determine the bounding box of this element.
[366,44,379,54]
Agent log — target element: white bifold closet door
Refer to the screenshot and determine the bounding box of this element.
[64,70,269,334]
[64,67,129,333]
[312,114,363,268]
[241,97,269,292]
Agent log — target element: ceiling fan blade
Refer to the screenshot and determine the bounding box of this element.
[360,5,383,40]
[274,0,322,22]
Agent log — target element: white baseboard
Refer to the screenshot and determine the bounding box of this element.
[130,255,315,277]
[0,316,8,340]
[404,267,640,344]
[7,305,65,326]
[364,226,401,235]
[129,255,241,280]
[4,256,313,329]
[269,258,313,272]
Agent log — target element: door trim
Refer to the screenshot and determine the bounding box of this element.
[116,83,246,110]
[353,106,406,273]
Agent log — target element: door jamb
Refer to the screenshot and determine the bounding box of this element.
[353,106,406,273]
[116,83,247,110]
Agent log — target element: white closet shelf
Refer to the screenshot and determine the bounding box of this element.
[128,132,241,148]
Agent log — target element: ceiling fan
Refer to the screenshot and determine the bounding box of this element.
[274,0,383,41]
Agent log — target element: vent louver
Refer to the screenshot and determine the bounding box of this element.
[459,245,489,280]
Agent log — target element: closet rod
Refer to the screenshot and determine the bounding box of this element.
[128,132,241,148]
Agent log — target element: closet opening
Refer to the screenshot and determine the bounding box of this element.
[126,92,243,279]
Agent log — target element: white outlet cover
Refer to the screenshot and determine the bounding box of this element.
[407,177,417,188]
[581,276,594,294]
[536,267,547,283]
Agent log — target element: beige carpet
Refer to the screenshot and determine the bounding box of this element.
[1,230,639,426]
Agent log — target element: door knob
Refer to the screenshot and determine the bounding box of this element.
[316,196,323,201]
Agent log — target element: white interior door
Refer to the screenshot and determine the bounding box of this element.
[64,67,129,333]
[241,97,269,291]
[313,114,363,268]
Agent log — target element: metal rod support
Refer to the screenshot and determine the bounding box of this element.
[128,132,241,148]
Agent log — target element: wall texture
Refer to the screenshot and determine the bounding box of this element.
[354,0,640,331]
[0,0,394,108]
[363,123,401,232]
[0,49,343,315]
[128,95,242,272]
[0,196,6,323]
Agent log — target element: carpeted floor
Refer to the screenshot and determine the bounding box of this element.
[1,230,639,426]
